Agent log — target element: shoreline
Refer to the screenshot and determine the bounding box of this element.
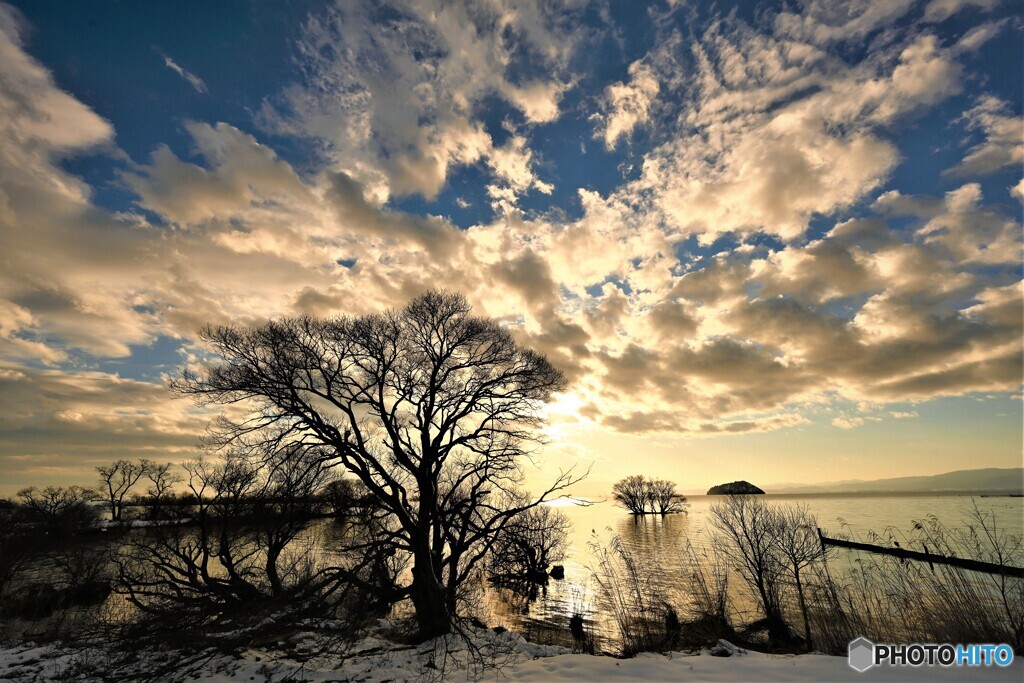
[3,622,1021,682]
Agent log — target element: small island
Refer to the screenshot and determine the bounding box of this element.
[707,480,765,495]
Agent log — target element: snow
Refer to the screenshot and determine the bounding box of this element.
[2,628,1022,682]
[503,649,1024,682]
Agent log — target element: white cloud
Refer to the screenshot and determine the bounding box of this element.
[597,61,660,149]
[944,96,1024,177]
[0,0,1019,488]
[257,0,581,205]
[614,17,973,243]
[832,416,865,429]
[485,134,554,214]
[158,51,208,93]
[1012,179,1024,201]
[923,0,1002,23]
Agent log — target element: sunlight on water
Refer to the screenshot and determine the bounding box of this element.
[479,493,1024,649]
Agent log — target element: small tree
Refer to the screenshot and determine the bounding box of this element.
[0,499,34,596]
[709,495,787,641]
[97,459,147,522]
[612,475,651,515]
[118,450,342,625]
[16,485,98,533]
[489,503,570,584]
[141,460,181,503]
[771,504,828,650]
[648,479,687,515]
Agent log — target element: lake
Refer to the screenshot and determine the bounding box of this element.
[12,492,1021,653]
[480,493,1024,650]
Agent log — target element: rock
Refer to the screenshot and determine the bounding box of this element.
[549,565,565,580]
[569,614,585,641]
[706,481,765,495]
[709,639,746,657]
[526,568,549,584]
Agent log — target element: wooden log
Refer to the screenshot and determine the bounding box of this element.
[816,529,1024,578]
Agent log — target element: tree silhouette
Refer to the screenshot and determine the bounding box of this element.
[96,459,146,522]
[648,478,688,515]
[612,475,687,515]
[612,475,650,515]
[771,504,828,650]
[173,290,580,638]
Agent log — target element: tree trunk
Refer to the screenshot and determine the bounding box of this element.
[756,577,788,642]
[410,552,452,639]
[266,544,283,597]
[795,569,812,651]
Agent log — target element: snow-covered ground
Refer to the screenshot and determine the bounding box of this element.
[2,624,1021,682]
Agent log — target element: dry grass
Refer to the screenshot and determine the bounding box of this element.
[590,502,1023,658]
[805,503,1023,654]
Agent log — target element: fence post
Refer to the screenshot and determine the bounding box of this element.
[922,543,935,572]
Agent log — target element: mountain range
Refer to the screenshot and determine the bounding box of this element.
[764,468,1024,494]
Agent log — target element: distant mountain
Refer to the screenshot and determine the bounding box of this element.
[766,468,1024,494]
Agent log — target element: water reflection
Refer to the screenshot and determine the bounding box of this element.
[478,494,1024,653]
[24,494,1020,655]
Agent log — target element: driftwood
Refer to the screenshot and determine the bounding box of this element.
[817,528,1024,578]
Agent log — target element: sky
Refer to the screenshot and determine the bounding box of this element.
[0,0,1021,497]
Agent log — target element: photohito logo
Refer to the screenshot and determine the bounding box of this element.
[848,637,1014,672]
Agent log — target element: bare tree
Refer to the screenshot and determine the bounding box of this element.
[489,503,570,584]
[648,479,687,515]
[97,459,146,522]
[172,290,580,638]
[0,500,34,596]
[16,485,98,533]
[612,476,686,516]
[256,443,333,596]
[141,460,182,503]
[117,449,351,627]
[709,495,787,641]
[612,475,651,515]
[770,504,828,650]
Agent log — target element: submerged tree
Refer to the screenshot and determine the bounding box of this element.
[612,475,650,515]
[173,290,580,638]
[648,479,688,515]
[489,502,571,585]
[612,475,687,515]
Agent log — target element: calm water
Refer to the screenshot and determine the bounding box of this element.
[29,493,1019,650]
[481,493,1024,649]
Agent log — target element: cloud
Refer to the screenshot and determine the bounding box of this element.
[944,96,1024,177]
[596,61,660,149]
[611,14,976,243]
[157,50,208,93]
[0,0,1020,493]
[923,0,1002,23]
[486,134,554,215]
[0,363,206,488]
[832,416,865,429]
[256,0,582,206]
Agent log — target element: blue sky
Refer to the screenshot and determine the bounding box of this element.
[0,0,1021,493]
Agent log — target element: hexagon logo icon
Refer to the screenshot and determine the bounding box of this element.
[848,637,875,672]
